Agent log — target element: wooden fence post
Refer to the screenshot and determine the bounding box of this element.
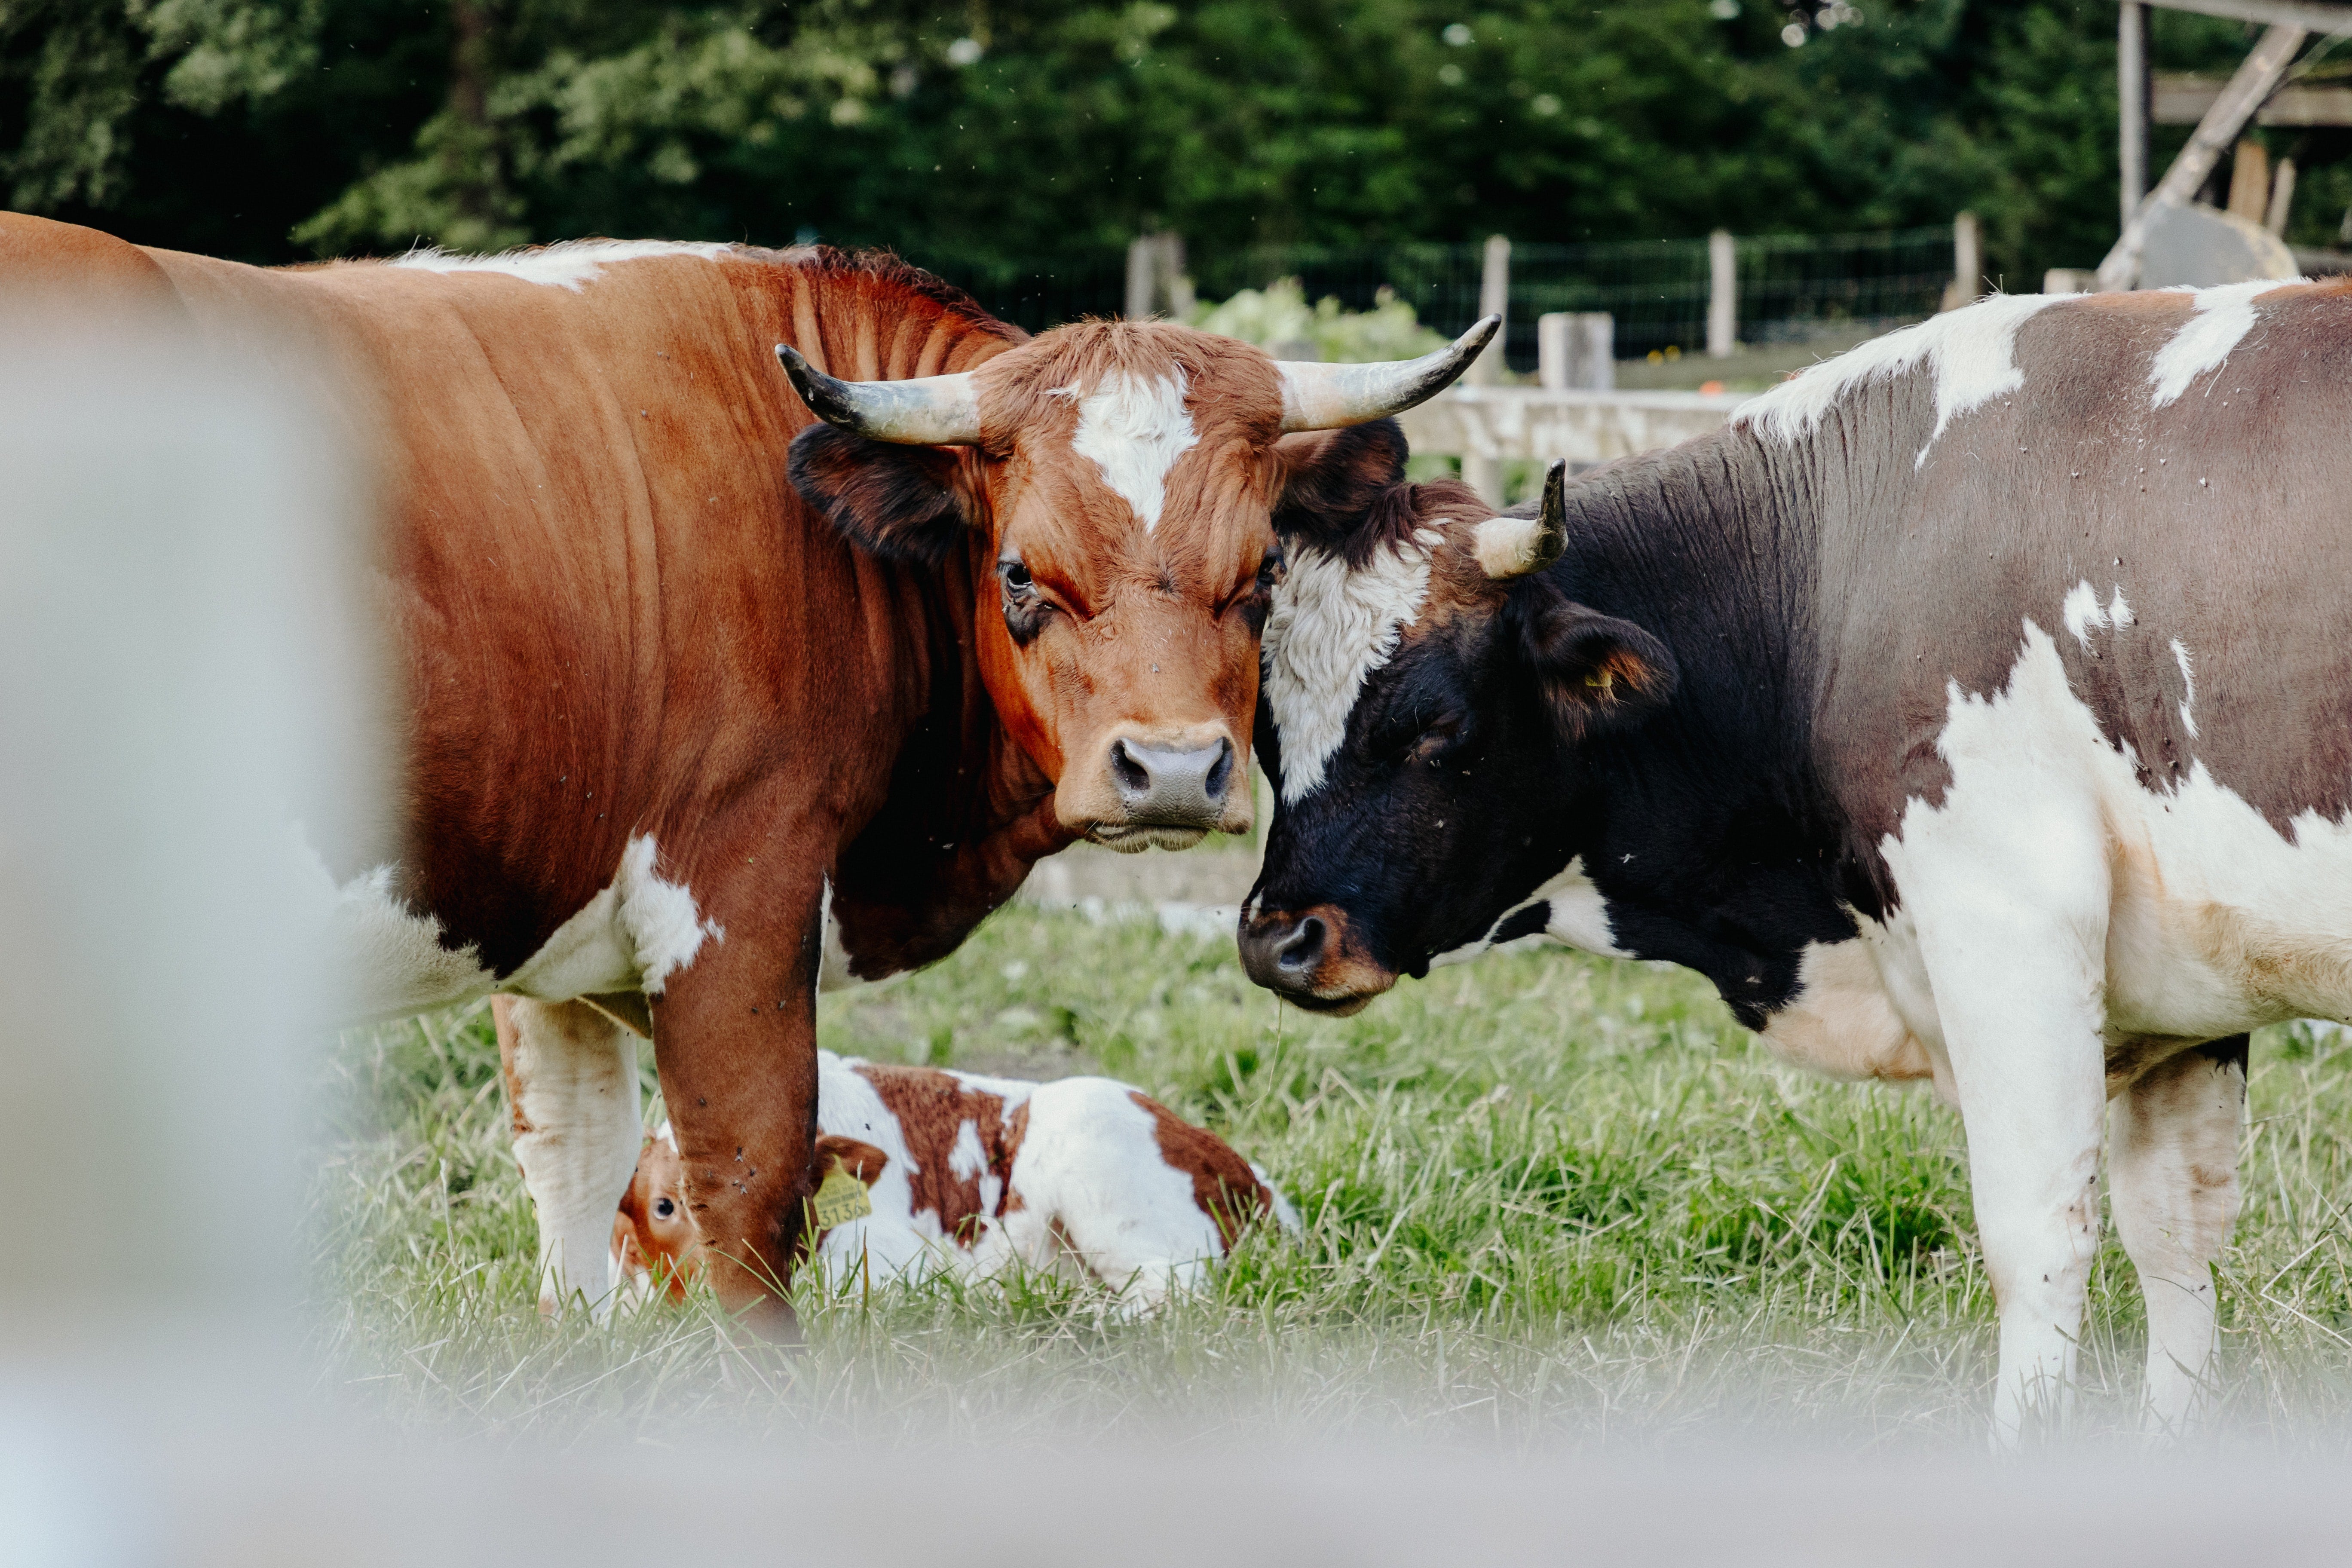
[1706,230,1736,358]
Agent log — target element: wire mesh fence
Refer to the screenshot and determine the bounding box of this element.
[918,228,1957,368]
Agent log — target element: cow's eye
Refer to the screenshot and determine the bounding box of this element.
[1256,545,1285,592]
[654,1197,676,1219]
[1406,714,1467,764]
[1000,557,1051,646]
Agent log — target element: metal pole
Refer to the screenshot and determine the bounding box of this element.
[2121,3,2150,229]
[1706,230,1736,358]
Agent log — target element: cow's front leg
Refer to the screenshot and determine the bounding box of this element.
[2110,1035,2246,1436]
[1895,801,2111,1445]
[647,886,820,1338]
[495,995,643,1317]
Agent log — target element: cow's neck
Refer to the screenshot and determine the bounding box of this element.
[825,536,1074,979]
[1559,432,1863,1026]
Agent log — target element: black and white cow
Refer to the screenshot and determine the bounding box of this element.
[1238,279,2352,1441]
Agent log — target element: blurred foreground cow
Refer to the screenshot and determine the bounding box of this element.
[0,211,1489,1329]
[599,1035,1297,1310]
[1237,280,2352,1440]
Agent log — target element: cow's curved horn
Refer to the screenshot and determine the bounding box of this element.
[1276,314,1500,432]
[776,344,982,444]
[1473,459,1570,580]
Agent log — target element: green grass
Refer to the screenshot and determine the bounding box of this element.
[310,906,2352,1453]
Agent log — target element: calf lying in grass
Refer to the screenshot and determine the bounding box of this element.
[614,1050,1296,1310]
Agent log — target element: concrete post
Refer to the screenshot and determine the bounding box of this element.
[2121,3,2150,230]
[1463,234,1510,505]
[1126,236,1155,319]
[1706,230,1736,358]
[1538,312,1615,391]
[1945,211,1981,309]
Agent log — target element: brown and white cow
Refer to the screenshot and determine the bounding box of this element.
[0,212,1490,1329]
[1238,279,2352,1440]
[609,1047,1295,1311]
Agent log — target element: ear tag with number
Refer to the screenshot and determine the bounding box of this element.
[812,1157,874,1229]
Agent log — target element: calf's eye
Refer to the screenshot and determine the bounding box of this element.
[654,1197,677,1219]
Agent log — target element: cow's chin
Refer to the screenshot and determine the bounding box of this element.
[1087,824,1210,853]
[1284,989,1379,1017]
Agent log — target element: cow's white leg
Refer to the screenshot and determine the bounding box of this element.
[2110,1037,2245,1437]
[1892,786,2111,1445]
[495,995,642,1318]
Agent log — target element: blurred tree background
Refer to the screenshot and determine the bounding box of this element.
[2,1,2343,289]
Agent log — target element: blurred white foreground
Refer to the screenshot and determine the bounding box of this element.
[0,302,2345,1568]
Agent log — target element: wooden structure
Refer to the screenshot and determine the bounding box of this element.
[2104,0,2352,289]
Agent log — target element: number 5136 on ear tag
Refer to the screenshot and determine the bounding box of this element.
[812,1158,874,1229]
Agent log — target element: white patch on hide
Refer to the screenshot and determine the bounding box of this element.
[1262,536,1435,802]
[500,833,721,1000]
[2171,638,2198,739]
[1757,939,1946,1096]
[390,238,737,292]
[1733,291,2066,466]
[328,863,496,1021]
[1430,856,1628,968]
[2147,279,2294,409]
[1059,370,1199,531]
[2060,579,2134,650]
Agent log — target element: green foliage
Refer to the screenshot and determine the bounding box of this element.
[1190,279,1445,361]
[4,2,2336,285]
[316,906,2352,1447]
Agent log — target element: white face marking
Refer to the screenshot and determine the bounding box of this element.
[1061,370,1199,531]
[1262,535,1436,802]
[1732,292,2066,466]
[2147,278,2294,409]
[389,239,735,292]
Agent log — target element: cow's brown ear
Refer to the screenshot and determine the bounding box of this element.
[813,1134,890,1186]
[1513,591,1677,742]
[1270,419,1412,564]
[790,425,978,567]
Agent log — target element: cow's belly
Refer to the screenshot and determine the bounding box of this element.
[2098,763,2352,1038]
[324,832,720,1021]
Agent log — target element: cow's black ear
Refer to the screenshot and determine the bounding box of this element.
[1271,419,1411,563]
[789,424,977,567]
[1513,591,1677,742]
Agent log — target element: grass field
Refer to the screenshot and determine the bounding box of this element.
[312,904,2352,1454]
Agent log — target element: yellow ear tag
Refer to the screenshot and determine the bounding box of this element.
[811,1158,874,1229]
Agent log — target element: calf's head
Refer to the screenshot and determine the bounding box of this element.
[1239,463,1678,1012]
[615,1128,890,1299]
[782,315,1494,850]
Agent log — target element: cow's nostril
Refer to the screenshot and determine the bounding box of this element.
[1204,738,1235,803]
[1109,738,1152,799]
[1277,915,1326,974]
